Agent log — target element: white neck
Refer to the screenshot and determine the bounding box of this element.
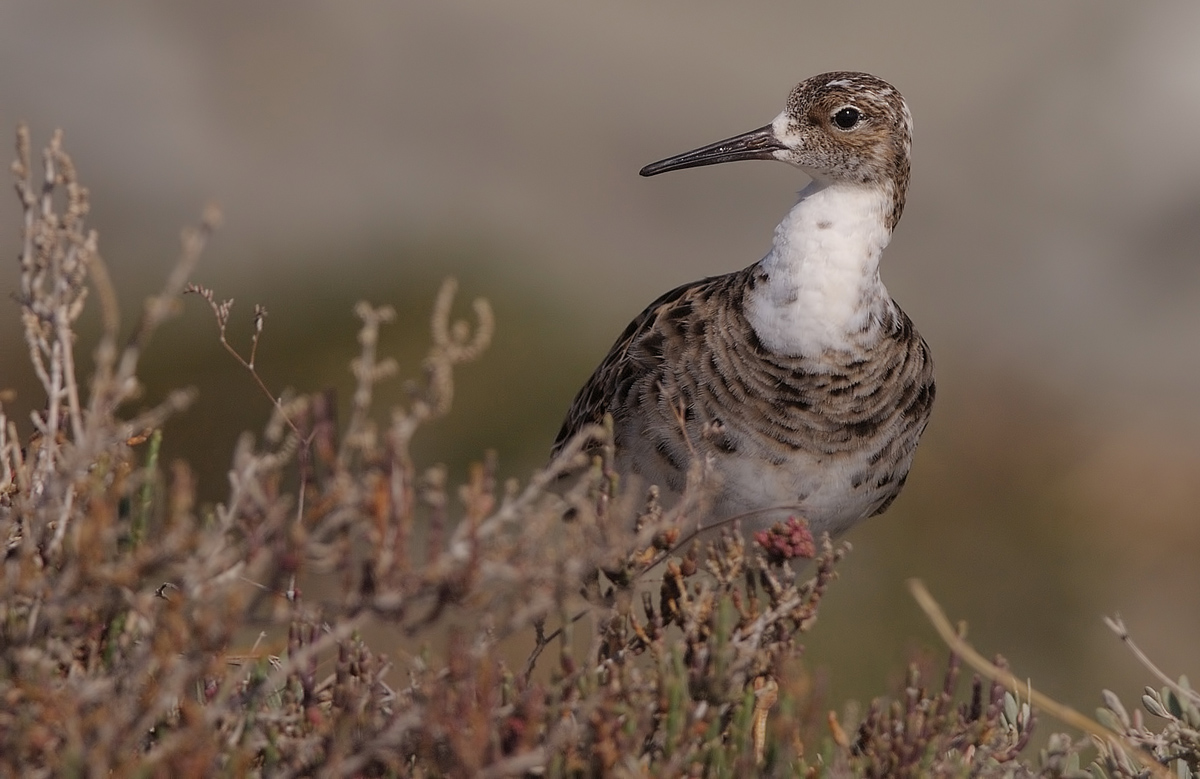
[746,180,894,357]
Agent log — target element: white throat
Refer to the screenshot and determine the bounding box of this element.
[746,180,894,357]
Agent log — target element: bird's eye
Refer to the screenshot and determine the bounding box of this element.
[833,107,861,129]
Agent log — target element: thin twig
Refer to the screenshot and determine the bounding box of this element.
[1104,614,1200,707]
[520,612,589,684]
[909,579,1172,779]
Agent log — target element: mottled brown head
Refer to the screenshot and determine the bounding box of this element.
[641,71,912,228]
[778,72,911,187]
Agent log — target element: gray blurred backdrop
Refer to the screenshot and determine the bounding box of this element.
[2,2,1198,723]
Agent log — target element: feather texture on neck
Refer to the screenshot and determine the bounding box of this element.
[746,180,895,357]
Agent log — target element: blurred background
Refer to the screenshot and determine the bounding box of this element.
[1,1,1198,728]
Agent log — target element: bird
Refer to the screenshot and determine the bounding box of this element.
[553,71,935,541]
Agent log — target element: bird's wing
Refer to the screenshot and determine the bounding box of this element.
[551,272,737,456]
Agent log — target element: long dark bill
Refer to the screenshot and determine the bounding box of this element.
[639,124,784,177]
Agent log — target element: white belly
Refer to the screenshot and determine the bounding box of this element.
[614,436,905,540]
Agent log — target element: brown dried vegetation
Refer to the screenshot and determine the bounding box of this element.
[1,129,1194,778]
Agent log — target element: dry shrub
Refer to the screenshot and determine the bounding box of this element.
[1,129,1193,778]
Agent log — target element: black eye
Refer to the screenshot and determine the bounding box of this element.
[833,107,861,129]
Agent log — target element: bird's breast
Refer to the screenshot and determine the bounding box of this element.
[611,308,933,537]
